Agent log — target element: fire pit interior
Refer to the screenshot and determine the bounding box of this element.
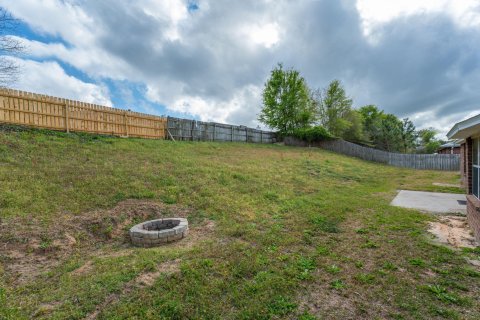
[130,218,188,247]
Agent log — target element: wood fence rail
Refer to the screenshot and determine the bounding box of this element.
[0,89,167,139]
[284,137,460,171]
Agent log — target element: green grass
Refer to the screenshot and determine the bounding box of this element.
[0,125,478,319]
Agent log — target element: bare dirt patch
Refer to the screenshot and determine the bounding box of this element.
[32,301,63,318]
[298,285,359,319]
[84,258,182,320]
[135,258,181,287]
[70,260,94,276]
[0,200,199,286]
[427,215,477,248]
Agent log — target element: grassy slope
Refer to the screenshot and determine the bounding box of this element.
[0,127,478,319]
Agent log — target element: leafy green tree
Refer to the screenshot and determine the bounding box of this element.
[418,128,437,145]
[400,118,416,153]
[259,64,315,134]
[342,109,365,143]
[425,141,442,154]
[316,80,353,137]
[378,114,403,152]
[418,128,441,153]
[359,105,383,146]
[359,105,416,153]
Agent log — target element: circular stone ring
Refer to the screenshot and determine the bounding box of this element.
[129,218,188,247]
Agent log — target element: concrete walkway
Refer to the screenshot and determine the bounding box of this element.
[391,190,466,214]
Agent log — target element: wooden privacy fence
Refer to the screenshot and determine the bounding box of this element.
[284,137,460,171]
[317,139,460,171]
[0,89,167,139]
[167,116,276,143]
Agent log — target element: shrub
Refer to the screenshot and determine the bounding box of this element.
[291,126,333,142]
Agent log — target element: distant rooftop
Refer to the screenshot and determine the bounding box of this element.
[439,141,461,149]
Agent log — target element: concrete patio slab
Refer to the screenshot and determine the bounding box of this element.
[391,190,466,214]
[432,182,462,188]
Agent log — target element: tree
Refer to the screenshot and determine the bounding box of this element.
[259,64,315,134]
[359,105,384,146]
[0,8,24,87]
[425,140,441,154]
[358,105,416,153]
[316,80,353,137]
[418,128,440,153]
[400,118,416,153]
[342,109,365,143]
[378,114,403,152]
[418,128,437,145]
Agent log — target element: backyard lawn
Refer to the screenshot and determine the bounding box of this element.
[0,126,478,319]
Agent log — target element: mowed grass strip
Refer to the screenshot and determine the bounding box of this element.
[0,125,478,320]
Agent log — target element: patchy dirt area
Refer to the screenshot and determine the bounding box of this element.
[85,258,182,320]
[427,215,477,248]
[0,200,213,286]
[298,285,359,319]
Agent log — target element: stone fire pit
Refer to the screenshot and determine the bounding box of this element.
[129,218,188,247]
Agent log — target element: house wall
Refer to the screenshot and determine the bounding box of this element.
[467,195,480,243]
[438,147,460,154]
[462,138,480,243]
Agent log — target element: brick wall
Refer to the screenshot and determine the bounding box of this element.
[438,147,461,154]
[466,195,480,243]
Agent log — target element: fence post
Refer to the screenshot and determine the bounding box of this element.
[231,125,234,142]
[65,104,69,133]
[213,123,216,141]
[191,120,195,141]
[124,111,129,137]
[260,130,263,143]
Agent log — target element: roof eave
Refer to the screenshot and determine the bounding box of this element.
[446,124,459,139]
[447,114,480,140]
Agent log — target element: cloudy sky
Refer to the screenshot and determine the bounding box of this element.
[1,0,479,138]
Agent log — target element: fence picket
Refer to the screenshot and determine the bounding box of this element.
[316,139,459,171]
[0,89,167,139]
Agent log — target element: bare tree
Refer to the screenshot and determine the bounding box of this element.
[0,7,24,87]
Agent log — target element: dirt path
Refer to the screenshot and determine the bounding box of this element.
[427,215,477,248]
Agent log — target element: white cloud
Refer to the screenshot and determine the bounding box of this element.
[140,0,189,41]
[411,108,480,139]
[0,0,96,44]
[13,37,131,79]
[243,23,281,48]
[11,58,112,106]
[1,0,480,134]
[357,0,480,37]
[147,84,262,126]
